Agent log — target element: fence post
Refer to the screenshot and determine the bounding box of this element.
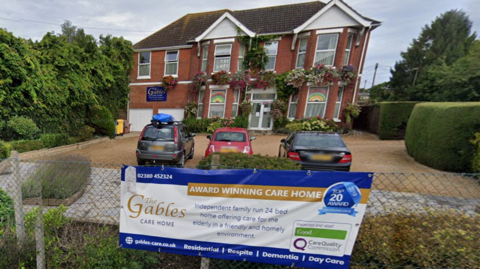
[200,155,220,269]
[11,151,25,244]
[35,176,46,269]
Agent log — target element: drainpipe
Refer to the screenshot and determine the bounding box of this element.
[353,25,371,103]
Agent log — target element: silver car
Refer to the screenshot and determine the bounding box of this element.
[136,121,195,167]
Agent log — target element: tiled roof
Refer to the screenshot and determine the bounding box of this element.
[133,1,377,50]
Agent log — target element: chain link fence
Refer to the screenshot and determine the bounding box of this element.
[0,156,479,268]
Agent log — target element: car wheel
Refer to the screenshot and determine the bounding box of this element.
[176,153,185,168]
[137,160,146,166]
[188,145,194,159]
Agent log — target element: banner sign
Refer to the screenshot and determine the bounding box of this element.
[119,166,373,269]
[146,86,167,102]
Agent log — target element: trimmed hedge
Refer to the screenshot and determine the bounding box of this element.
[183,118,210,133]
[40,133,69,148]
[9,140,44,153]
[405,102,480,172]
[88,105,116,138]
[199,153,301,170]
[378,102,419,140]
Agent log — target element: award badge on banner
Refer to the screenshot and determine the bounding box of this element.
[319,182,362,216]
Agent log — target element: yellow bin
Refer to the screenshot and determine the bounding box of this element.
[116,119,124,136]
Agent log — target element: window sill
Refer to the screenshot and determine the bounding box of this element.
[137,76,151,80]
[164,74,178,78]
[333,118,341,123]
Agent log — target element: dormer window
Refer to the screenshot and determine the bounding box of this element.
[314,34,339,66]
[138,52,151,78]
[165,50,179,76]
[214,44,232,72]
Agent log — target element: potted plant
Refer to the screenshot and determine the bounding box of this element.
[211,70,231,85]
[253,70,276,89]
[307,64,339,86]
[339,65,357,85]
[230,70,251,91]
[190,71,208,92]
[163,75,178,90]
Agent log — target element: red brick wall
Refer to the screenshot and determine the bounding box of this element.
[129,26,374,122]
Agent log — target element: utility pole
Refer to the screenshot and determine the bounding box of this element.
[364,79,368,89]
[371,63,379,88]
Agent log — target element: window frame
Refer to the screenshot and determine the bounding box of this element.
[287,94,299,120]
[231,89,241,118]
[264,41,278,71]
[304,87,330,118]
[238,44,246,71]
[138,51,151,78]
[201,45,209,72]
[164,50,179,76]
[208,89,227,118]
[214,44,232,72]
[295,37,308,69]
[334,87,344,120]
[343,34,354,66]
[197,89,205,119]
[313,34,339,66]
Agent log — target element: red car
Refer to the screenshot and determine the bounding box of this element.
[205,127,256,157]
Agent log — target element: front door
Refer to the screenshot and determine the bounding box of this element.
[249,93,276,130]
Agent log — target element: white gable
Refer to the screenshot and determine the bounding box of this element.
[204,18,240,40]
[304,5,360,31]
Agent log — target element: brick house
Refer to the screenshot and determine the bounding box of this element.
[128,0,380,131]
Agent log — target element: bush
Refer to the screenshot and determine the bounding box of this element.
[183,118,210,133]
[351,212,480,268]
[378,102,419,140]
[22,155,91,199]
[285,117,338,132]
[198,153,301,170]
[76,125,95,142]
[0,188,14,230]
[232,115,249,128]
[5,116,40,141]
[405,102,480,172]
[471,130,480,173]
[9,139,44,153]
[285,122,303,131]
[40,133,69,148]
[88,105,116,138]
[0,141,10,159]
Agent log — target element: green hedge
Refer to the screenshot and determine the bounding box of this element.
[378,102,420,140]
[199,153,301,170]
[183,118,210,133]
[88,105,116,138]
[405,102,480,172]
[40,133,70,148]
[9,140,44,153]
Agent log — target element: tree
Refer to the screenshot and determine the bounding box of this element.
[389,10,476,100]
[368,82,392,103]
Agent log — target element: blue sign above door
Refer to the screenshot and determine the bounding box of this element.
[146,86,167,102]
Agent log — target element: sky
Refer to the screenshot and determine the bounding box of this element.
[1,0,479,87]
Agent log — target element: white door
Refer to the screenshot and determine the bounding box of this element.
[158,108,185,121]
[249,92,276,130]
[129,109,153,131]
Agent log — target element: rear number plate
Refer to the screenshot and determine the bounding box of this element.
[220,147,237,153]
[150,145,164,151]
[311,154,333,161]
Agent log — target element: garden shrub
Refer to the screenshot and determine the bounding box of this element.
[88,105,115,138]
[198,153,301,170]
[285,117,338,132]
[471,130,480,173]
[0,188,14,230]
[378,102,419,140]
[183,118,210,133]
[232,115,249,128]
[22,155,91,199]
[405,102,480,172]
[75,125,95,142]
[5,116,40,141]
[9,139,44,153]
[351,211,480,268]
[0,141,10,159]
[285,122,303,131]
[40,133,69,148]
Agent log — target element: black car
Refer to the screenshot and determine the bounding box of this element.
[278,132,352,171]
[136,121,195,167]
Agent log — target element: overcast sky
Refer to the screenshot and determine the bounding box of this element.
[1,0,479,86]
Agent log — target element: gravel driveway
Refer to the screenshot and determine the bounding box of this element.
[67,131,437,173]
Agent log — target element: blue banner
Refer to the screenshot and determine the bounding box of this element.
[146,86,167,101]
[119,167,373,269]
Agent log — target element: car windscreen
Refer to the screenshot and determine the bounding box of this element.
[142,126,173,141]
[214,132,246,142]
[294,134,345,148]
